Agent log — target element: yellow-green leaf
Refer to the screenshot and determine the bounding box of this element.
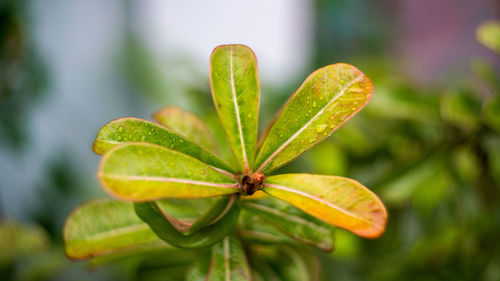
[188,234,251,281]
[93,117,234,173]
[210,45,260,173]
[63,199,168,259]
[263,174,387,238]
[98,143,239,201]
[477,20,500,53]
[153,106,217,152]
[255,64,373,174]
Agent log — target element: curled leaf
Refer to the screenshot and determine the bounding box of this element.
[134,194,241,249]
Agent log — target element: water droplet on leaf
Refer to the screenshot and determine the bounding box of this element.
[315,124,327,133]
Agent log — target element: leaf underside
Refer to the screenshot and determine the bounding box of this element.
[263,174,387,238]
[255,63,373,174]
[134,194,241,249]
[210,44,260,173]
[243,198,335,252]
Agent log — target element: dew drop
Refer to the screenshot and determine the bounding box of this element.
[309,138,316,143]
[141,135,146,141]
[315,124,328,134]
[312,101,317,108]
[340,79,345,85]
[117,136,122,141]
[118,126,123,132]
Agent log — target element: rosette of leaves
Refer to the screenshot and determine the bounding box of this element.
[64,45,387,280]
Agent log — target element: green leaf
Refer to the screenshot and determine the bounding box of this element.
[188,234,251,281]
[255,63,373,174]
[238,209,296,246]
[477,20,500,53]
[153,106,217,152]
[136,249,201,281]
[243,198,335,252]
[134,194,241,249]
[63,198,168,259]
[210,45,260,173]
[263,174,387,238]
[98,143,239,201]
[93,117,234,173]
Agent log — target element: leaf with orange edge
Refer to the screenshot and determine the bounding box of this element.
[255,64,373,174]
[210,45,260,174]
[263,174,387,238]
[63,198,169,259]
[98,143,238,201]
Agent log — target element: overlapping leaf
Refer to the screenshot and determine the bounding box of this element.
[98,143,239,201]
[243,198,335,252]
[63,199,168,259]
[255,64,373,174]
[210,45,260,173]
[263,174,387,238]
[134,194,241,249]
[188,234,251,281]
[93,117,234,173]
[153,106,217,152]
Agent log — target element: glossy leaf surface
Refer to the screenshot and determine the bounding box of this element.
[188,234,251,281]
[255,64,373,173]
[153,106,217,152]
[243,199,334,252]
[93,117,234,173]
[210,45,260,173]
[134,194,241,249]
[263,174,387,238]
[63,199,167,259]
[98,143,238,201]
[477,20,500,53]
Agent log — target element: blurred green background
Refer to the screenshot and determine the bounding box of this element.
[1,0,500,280]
